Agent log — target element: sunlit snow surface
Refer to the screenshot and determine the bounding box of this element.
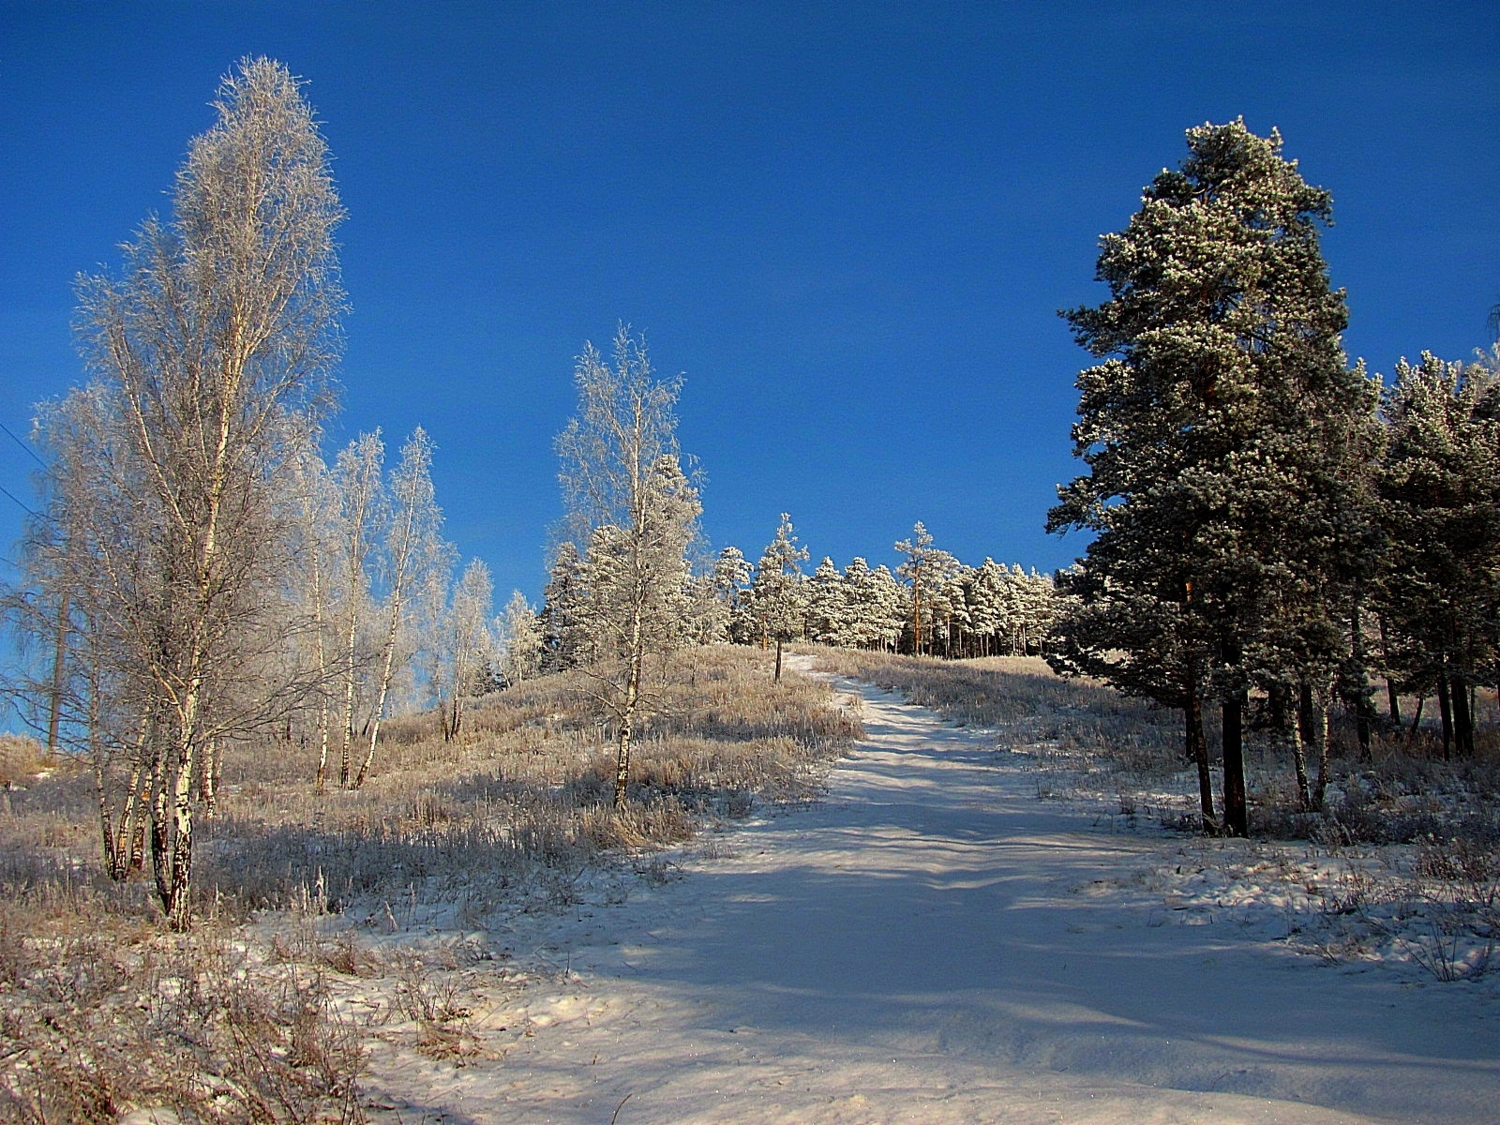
[353,655,1499,1124]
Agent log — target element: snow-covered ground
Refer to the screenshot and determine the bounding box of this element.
[349,657,1500,1124]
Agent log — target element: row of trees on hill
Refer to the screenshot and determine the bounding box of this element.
[734,518,1060,668]
[1047,118,1499,838]
[1,61,497,928]
[538,493,1059,687]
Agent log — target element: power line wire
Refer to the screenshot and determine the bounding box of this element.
[0,422,43,468]
[0,482,35,517]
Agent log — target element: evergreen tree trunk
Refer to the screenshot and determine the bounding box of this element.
[1378,614,1402,726]
[774,636,784,682]
[1298,682,1330,812]
[1186,685,1216,834]
[1354,690,1373,760]
[1349,601,1373,760]
[1437,668,1453,760]
[1221,691,1248,837]
[1451,672,1474,758]
[1407,696,1425,745]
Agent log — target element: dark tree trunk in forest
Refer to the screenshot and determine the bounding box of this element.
[1451,672,1474,758]
[1314,705,1331,811]
[1296,682,1330,811]
[1354,696,1373,761]
[1407,696,1425,744]
[1437,669,1453,760]
[1378,614,1401,726]
[1221,691,1248,837]
[1348,602,1373,760]
[1186,686,1216,834]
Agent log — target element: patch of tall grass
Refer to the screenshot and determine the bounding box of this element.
[0,643,858,1122]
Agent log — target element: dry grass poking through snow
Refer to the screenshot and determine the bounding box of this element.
[0,644,859,1124]
[812,646,1500,990]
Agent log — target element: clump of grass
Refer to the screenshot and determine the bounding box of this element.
[0,903,366,1124]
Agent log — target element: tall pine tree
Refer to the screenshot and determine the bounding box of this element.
[1049,120,1377,836]
[1377,352,1500,759]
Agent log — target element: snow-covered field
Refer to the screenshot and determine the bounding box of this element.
[332,656,1499,1124]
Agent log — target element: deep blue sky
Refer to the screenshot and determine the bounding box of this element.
[2,2,1496,608]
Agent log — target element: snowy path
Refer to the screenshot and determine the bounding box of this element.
[367,659,1500,1124]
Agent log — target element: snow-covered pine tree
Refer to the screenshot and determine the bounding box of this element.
[710,546,754,644]
[1018,569,1060,656]
[806,556,848,646]
[1049,119,1377,836]
[837,557,885,650]
[895,522,960,656]
[539,542,586,672]
[967,559,1010,657]
[927,567,961,658]
[750,513,809,679]
[1377,351,1500,759]
[870,565,910,652]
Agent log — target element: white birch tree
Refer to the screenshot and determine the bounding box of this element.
[331,431,385,786]
[22,58,345,928]
[555,326,700,809]
[497,589,544,686]
[354,427,450,788]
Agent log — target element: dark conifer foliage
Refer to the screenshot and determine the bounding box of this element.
[1049,120,1380,836]
[1376,353,1500,760]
